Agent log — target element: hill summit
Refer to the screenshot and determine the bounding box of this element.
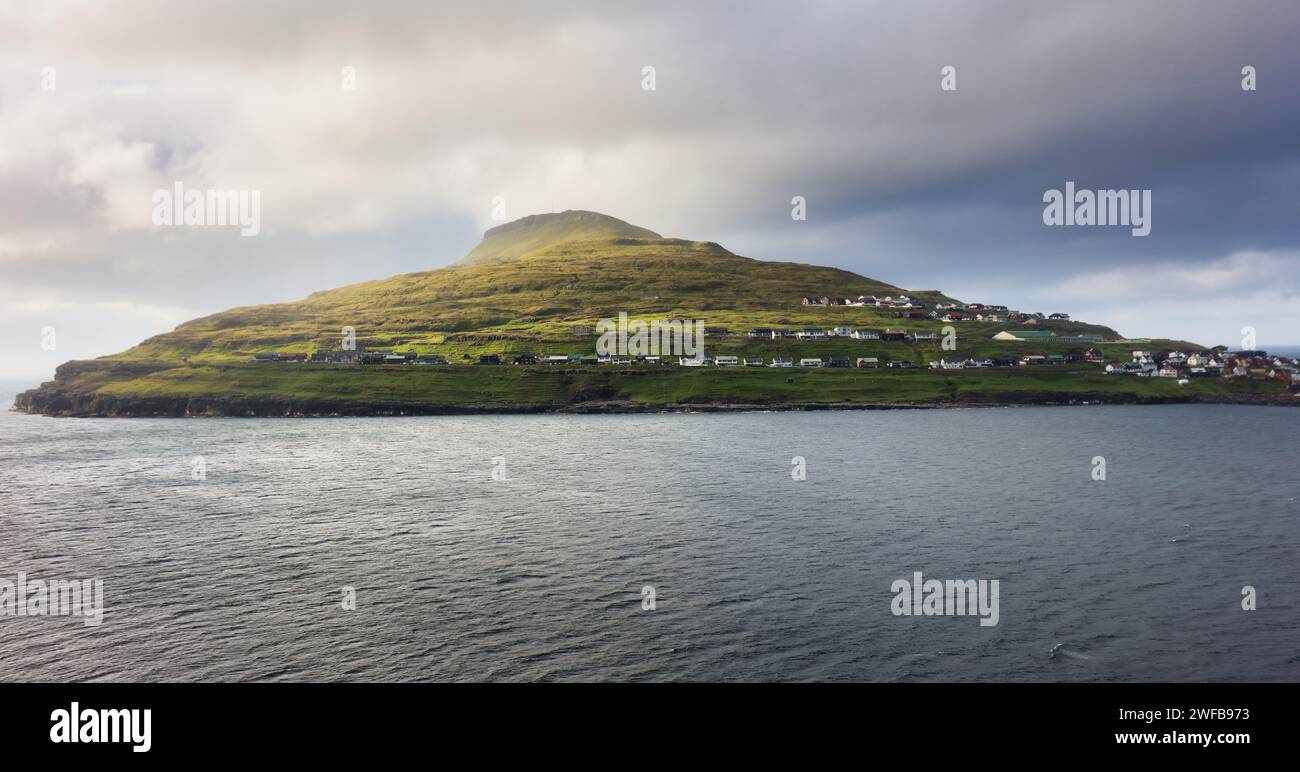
[457,210,662,265]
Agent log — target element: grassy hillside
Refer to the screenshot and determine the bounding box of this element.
[111,214,974,365]
[19,209,1247,416]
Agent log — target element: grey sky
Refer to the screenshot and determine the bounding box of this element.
[2,0,1298,377]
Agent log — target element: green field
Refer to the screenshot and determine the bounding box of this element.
[35,360,1282,412]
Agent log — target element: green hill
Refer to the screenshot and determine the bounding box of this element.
[111,210,973,365]
[18,209,1267,417]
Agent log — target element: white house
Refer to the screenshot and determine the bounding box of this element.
[770,357,794,368]
[851,329,881,340]
[799,358,824,367]
[714,356,739,366]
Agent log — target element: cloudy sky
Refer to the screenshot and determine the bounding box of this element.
[3,0,1299,378]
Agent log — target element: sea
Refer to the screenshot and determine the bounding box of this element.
[1,378,1297,682]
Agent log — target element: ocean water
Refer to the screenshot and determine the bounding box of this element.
[1,381,1297,682]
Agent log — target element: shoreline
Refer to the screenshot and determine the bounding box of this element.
[11,390,1297,418]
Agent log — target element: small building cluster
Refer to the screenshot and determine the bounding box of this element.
[1104,349,1300,383]
[746,326,935,342]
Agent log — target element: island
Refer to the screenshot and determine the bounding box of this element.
[14,211,1299,417]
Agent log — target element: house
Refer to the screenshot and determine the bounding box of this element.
[799,357,825,368]
[1157,367,1180,378]
[801,297,823,306]
[770,357,794,367]
[856,357,880,368]
[679,356,710,367]
[966,359,993,368]
[1048,313,1071,320]
[831,327,854,337]
[995,330,1104,343]
[743,357,765,367]
[478,354,501,365]
[933,359,964,369]
[1021,355,1047,366]
[1046,355,1065,365]
[995,330,1050,341]
[912,331,938,342]
[881,328,909,341]
[545,355,570,365]
[383,353,409,364]
[512,354,537,365]
[417,354,448,365]
[748,328,773,338]
[828,356,851,368]
[991,357,1017,367]
[770,328,794,339]
[1083,348,1105,363]
[887,360,917,369]
[715,355,739,366]
[795,329,828,340]
[851,329,881,340]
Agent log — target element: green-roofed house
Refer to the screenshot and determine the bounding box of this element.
[994,330,1105,343]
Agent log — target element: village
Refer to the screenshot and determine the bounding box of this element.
[246,293,1300,387]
